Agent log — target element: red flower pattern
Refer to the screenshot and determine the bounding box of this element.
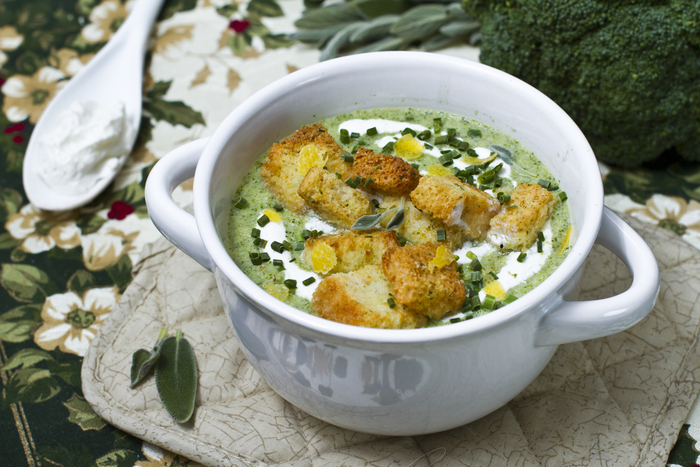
[229,19,250,33]
[107,201,134,220]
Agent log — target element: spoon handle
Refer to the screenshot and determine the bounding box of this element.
[114,0,169,55]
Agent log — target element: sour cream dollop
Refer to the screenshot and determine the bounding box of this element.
[38,100,131,196]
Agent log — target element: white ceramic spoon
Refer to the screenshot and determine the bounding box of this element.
[23,0,167,211]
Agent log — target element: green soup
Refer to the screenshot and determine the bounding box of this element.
[226,108,572,325]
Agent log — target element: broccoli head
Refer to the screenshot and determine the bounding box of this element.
[463,0,700,167]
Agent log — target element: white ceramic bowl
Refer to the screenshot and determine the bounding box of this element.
[145,52,659,435]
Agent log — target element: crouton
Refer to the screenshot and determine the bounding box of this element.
[487,183,557,251]
[302,230,400,275]
[380,196,467,250]
[297,167,372,229]
[312,265,426,329]
[410,175,500,240]
[260,124,352,213]
[351,148,421,196]
[382,243,466,320]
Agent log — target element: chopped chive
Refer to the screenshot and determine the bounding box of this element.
[252,237,265,247]
[467,282,480,297]
[335,173,342,179]
[411,163,420,170]
[466,251,476,260]
[459,141,470,151]
[471,271,483,282]
[436,229,446,241]
[558,191,568,201]
[251,228,260,238]
[467,129,482,138]
[450,317,462,324]
[345,177,360,189]
[497,192,511,204]
[537,231,545,242]
[257,214,270,227]
[447,128,457,138]
[537,239,543,253]
[350,131,360,139]
[503,294,518,304]
[295,242,305,251]
[470,258,482,271]
[506,205,518,210]
[302,229,311,240]
[482,294,496,310]
[284,279,297,289]
[439,155,453,166]
[233,196,248,209]
[282,240,292,251]
[259,252,270,262]
[371,199,380,208]
[517,252,527,263]
[401,127,416,137]
[366,127,378,136]
[273,259,284,269]
[417,129,431,140]
[271,241,284,253]
[424,143,433,150]
[548,184,559,192]
[470,296,481,309]
[449,138,462,148]
[302,277,316,286]
[340,129,350,144]
[363,177,373,188]
[489,271,499,280]
[274,204,284,212]
[341,152,354,163]
[382,141,395,153]
[466,148,478,158]
[537,179,551,189]
[249,252,262,265]
[435,135,449,145]
[433,117,443,131]
[387,297,396,308]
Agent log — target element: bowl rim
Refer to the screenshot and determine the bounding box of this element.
[193,51,602,345]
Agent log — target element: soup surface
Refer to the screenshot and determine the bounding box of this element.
[226,108,572,328]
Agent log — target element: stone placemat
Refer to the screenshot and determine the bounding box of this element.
[82,213,700,467]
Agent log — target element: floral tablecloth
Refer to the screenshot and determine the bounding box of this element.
[1,1,699,466]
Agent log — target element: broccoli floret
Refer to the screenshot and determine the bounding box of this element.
[463,0,700,167]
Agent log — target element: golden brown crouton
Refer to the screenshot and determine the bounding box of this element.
[302,230,400,275]
[379,197,467,250]
[487,183,557,251]
[382,243,465,320]
[260,124,352,213]
[410,175,500,240]
[297,167,372,229]
[312,265,426,329]
[351,148,421,196]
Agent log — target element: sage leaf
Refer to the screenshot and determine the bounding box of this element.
[350,0,408,19]
[489,144,537,178]
[385,198,406,230]
[320,22,363,61]
[292,23,352,44]
[294,3,364,29]
[350,35,407,54]
[129,328,168,388]
[390,5,450,42]
[155,329,198,423]
[349,15,399,43]
[419,33,455,52]
[439,20,480,38]
[352,207,398,230]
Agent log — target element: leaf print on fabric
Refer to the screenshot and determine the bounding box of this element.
[2,367,62,408]
[1,67,66,123]
[154,25,195,54]
[0,26,24,68]
[5,204,81,254]
[63,394,107,431]
[226,68,241,93]
[34,286,119,356]
[1,264,59,303]
[81,0,134,44]
[0,304,42,343]
[190,64,212,88]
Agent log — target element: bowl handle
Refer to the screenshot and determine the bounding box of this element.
[144,138,214,272]
[534,207,659,347]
